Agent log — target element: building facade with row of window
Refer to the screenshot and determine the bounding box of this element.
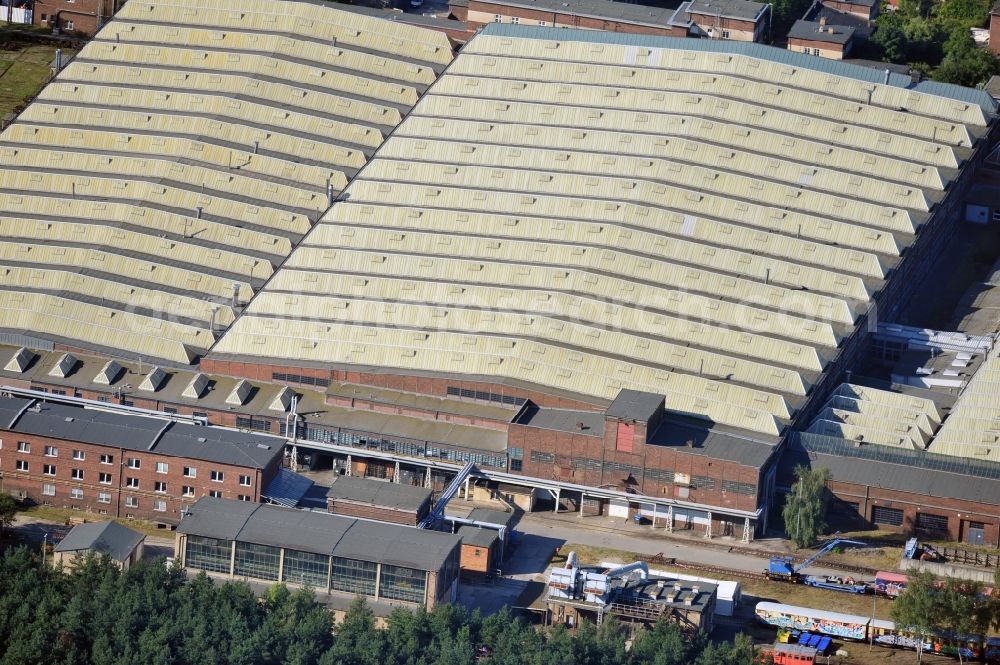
[0,394,284,524]
[175,497,461,611]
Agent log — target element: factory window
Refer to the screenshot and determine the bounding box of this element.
[872,505,904,527]
[98,492,111,504]
[127,458,140,469]
[100,454,113,465]
[126,477,139,488]
[192,412,208,419]
[44,445,58,457]
[509,459,522,472]
[184,466,197,478]
[154,500,167,513]
[182,486,195,498]
[271,372,330,388]
[379,564,426,604]
[125,496,138,508]
[99,473,112,484]
[721,480,756,496]
[915,512,949,538]
[71,469,84,480]
[539,20,547,25]
[236,416,272,432]
[691,475,716,490]
[185,536,233,574]
[209,490,223,498]
[511,16,520,24]
[645,468,674,483]
[16,441,29,453]
[494,13,502,21]
[530,451,555,464]
[211,470,224,482]
[508,447,523,460]
[42,484,55,496]
[238,495,251,502]
[283,549,330,588]
[163,407,178,415]
[16,460,28,472]
[154,481,167,493]
[721,30,730,38]
[156,462,169,474]
[70,488,83,500]
[239,475,251,487]
[331,557,377,596]
[234,541,281,581]
[812,48,820,56]
[571,457,602,471]
[43,464,56,476]
[446,386,525,406]
[65,21,74,31]
[72,450,84,461]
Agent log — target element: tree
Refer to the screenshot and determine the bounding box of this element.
[937,579,992,665]
[0,493,16,536]
[782,466,831,549]
[891,570,939,664]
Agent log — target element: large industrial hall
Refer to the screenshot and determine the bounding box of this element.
[0,0,998,546]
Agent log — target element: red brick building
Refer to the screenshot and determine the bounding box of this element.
[0,393,284,525]
[451,0,769,40]
[509,391,778,536]
[784,433,1000,547]
[33,0,123,36]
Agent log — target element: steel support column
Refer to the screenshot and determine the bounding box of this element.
[705,511,712,539]
[742,516,752,544]
[666,505,673,533]
[346,454,352,477]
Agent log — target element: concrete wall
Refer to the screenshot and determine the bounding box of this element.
[899,558,997,584]
[787,38,850,59]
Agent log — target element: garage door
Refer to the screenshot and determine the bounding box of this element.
[872,505,903,527]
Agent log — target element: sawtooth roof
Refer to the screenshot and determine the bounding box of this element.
[0,0,451,366]
[209,24,993,438]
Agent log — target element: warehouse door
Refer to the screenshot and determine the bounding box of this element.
[966,521,985,546]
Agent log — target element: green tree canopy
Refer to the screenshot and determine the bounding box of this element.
[782,465,831,548]
[0,493,16,535]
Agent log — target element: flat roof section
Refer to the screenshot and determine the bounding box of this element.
[685,0,767,21]
[467,507,517,527]
[326,475,432,510]
[472,0,687,28]
[513,405,604,437]
[606,389,665,422]
[648,418,778,468]
[179,497,460,570]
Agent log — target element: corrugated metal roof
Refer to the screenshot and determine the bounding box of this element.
[179,497,460,570]
[481,24,995,114]
[53,520,144,561]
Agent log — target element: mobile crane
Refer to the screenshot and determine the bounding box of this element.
[766,539,868,586]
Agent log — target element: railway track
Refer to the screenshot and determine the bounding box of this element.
[634,552,881,582]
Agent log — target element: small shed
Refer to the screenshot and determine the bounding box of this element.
[325,475,433,526]
[466,507,516,548]
[53,521,145,570]
[457,525,501,576]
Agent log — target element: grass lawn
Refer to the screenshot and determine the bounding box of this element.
[18,504,174,540]
[0,43,76,118]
